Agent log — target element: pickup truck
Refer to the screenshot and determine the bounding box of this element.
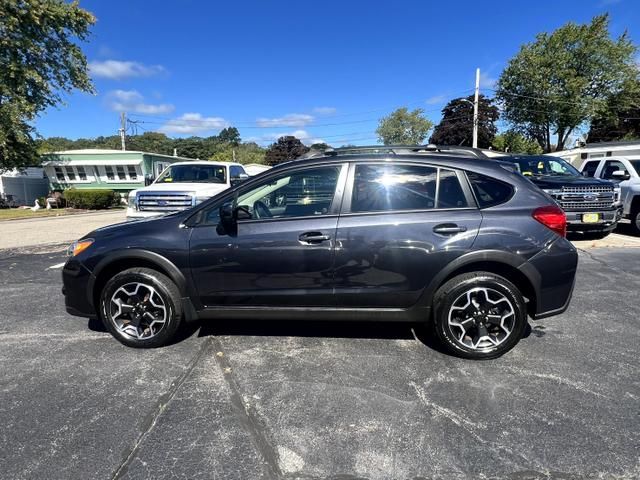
[498,155,621,237]
[126,161,248,220]
[578,156,640,234]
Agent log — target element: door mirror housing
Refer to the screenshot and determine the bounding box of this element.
[218,202,252,233]
[612,170,630,180]
[230,173,250,187]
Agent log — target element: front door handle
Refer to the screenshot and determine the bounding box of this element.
[299,232,331,244]
[433,223,467,235]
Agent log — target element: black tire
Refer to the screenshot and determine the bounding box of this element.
[99,267,182,348]
[433,272,527,360]
[630,207,640,236]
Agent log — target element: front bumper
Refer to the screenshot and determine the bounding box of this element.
[62,258,97,318]
[565,207,622,232]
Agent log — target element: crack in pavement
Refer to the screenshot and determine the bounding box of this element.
[211,336,284,479]
[110,337,215,480]
[577,248,640,283]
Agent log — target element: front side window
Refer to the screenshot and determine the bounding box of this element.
[156,164,226,184]
[351,164,467,212]
[629,160,640,176]
[601,160,629,180]
[234,166,341,220]
[581,161,600,177]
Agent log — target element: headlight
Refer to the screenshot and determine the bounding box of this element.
[614,186,621,202]
[127,195,137,209]
[542,188,562,199]
[67,239,94,257]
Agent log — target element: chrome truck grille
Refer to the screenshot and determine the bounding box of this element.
[552,185,615,211]
[137,192,194,212]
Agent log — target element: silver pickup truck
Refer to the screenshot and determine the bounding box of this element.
[579,156,640,234]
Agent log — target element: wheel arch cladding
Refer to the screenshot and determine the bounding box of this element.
[89,250,188,309]
[422,251,540,317]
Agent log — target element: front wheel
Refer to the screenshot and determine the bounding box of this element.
[433,272,527,360]
[630,208,640,236]
[99,268,183,348]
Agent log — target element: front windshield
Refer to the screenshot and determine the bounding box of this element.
[156,164,227,184]
[510,156,580,176]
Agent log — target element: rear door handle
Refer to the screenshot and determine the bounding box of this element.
[433,223,467,235]
[299,232,331,244]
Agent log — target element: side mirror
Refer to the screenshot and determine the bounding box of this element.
[230,173,249,187]
[612,170,630,181]
[218,202,252,233]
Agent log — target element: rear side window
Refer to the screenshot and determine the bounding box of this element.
[582,161,599,177]
[351,164,468,213]
[466,171,514,208]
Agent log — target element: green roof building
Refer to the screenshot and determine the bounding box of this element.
[41,149,196,193]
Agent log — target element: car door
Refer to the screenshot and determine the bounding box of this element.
[332,162,482,308]
[189,163,348,307]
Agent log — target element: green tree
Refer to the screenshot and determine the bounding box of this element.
[217,127,241,146]
[0,0,95,171]
[492,130,543,154]
[376,107,433,145]
[127,132,174,155]
[430,95,499,148]
[209,142,266,164]
[496,14,638,153]
[264,136,309,166]
[588,79,640,142]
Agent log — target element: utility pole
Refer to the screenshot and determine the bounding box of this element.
[472,68,480,149]
[119,112,126,151]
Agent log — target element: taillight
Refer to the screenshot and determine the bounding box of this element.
[532,205,567,237]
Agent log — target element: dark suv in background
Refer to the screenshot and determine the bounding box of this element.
[63,146,578,359]
[497,155,621,237]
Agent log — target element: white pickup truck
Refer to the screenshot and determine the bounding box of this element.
[579,156,640,234]
[126,161,248,220]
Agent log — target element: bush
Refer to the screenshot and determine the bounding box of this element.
[63,189,119,210]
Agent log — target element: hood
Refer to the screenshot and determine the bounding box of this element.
[527,174,614,190]
[130,182,229,197]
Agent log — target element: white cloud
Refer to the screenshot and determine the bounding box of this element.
[89,60,166,80]
[425,95,447,105]
[479,71,497,89]
[248,129,324,146]
[313,107,337,115]
[159,113,228,135]
[106,89,174,115]
[256,113,315,127]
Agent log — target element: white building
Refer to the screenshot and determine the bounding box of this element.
[0,168,49,206]
[547,141,640,167]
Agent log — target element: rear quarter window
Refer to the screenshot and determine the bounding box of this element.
[466,171,514,208]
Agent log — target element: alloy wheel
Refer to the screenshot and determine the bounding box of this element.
[108,282,167,340]
[447,287,516,350]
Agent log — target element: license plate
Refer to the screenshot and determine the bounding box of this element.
[583,213,600,223]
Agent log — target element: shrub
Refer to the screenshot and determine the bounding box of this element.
[64,189,119,210]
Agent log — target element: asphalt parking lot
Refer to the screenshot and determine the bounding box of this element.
[0,232,639,479]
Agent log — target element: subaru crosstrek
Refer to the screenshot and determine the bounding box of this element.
[62,147,578,359]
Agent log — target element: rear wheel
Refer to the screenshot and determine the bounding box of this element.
[433,272,527,360]
[99,268,182,348]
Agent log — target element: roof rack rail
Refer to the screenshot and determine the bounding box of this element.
[322,144,488,158]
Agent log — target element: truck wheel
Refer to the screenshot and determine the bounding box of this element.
[433,272,527,360]
[99,268,183,348]
[631,207,640,235]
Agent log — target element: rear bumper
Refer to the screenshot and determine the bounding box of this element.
[62,259,97,318]
[523,237,579,319]
[565,208,622,232]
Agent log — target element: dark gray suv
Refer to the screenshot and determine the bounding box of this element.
[62,147,578,359]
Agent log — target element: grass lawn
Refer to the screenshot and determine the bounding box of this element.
[0,208,77,220]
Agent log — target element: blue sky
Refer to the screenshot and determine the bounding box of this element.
[36,0,640,146]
